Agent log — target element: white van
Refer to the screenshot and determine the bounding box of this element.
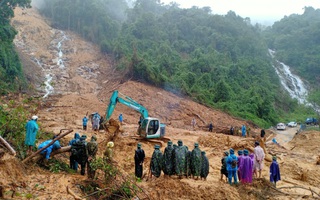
[276,123,286,130]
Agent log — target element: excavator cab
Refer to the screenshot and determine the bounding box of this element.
[138,117,165,139]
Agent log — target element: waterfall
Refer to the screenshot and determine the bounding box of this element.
[43,74,54,98]
[269,49,320,113]
[57,31,67,69]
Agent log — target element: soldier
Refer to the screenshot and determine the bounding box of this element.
[186,150,192,178]
[87,135,98,179]
[191,143,202,179]
[220,151,228,182]
[174,140,188,178]
[134,143,145,179]
[163,141,174,177]
[71,135,88,175]
[150,144,163,178]
[68,133,80,171]
[200,151,209,180]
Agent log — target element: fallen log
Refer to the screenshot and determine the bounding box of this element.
[31,146,71,163]
[0,135,16,156]
[67,186,83,200]
[22,129,73,164]
[278,186,320,198]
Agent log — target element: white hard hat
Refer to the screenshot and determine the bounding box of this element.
[107,141,114,148]
[32,115,38,120]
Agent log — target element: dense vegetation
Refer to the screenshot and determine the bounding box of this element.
[264,7,320,106]
[0,0,31,94]
[38,0,320,127]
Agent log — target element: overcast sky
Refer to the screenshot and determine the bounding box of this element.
[160,0,320,24]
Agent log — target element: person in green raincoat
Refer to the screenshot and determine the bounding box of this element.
[191,142,202,179]
[163,141,174,177]
[150,144,163,178]
[200,151,209,180]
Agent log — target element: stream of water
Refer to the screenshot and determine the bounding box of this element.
[41,31,68,98]
[269,49,320,113]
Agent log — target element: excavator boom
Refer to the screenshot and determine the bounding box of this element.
[105,90,167,142]
[106,90,148,121]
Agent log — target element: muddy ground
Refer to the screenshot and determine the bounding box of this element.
[0,7,319,200]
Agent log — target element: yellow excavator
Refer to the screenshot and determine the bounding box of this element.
[104,90,170,146]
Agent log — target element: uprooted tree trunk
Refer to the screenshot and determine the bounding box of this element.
[0,135,16,156]
[22,129,73,164]
[31,146,71,163]
[67,186,83,200]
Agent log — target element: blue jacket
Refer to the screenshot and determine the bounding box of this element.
[227,154,238,171]
[119,114,123,122]
[38,140,61,160]
[82,117,88,126]
[69,133,80,146]
[241,125,246,136]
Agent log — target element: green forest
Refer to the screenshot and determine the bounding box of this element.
[263,6,320,106]
[1,0,319,127]
[0,0,31,94]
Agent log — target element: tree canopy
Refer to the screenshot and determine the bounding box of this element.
[0,0,31,94]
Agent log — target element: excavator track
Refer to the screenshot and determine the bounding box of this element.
[128,136,171,147]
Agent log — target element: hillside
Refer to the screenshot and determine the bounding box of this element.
[0,7,319,200]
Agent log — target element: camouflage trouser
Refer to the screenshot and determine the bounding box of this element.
[87,161,96,179]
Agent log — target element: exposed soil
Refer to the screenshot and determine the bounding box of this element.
[0,7,319,200]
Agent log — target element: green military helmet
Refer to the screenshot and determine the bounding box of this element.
[168,140,172,145]
[201,151,206,155]
[194,142,199,147]
[91,135,97,141]
[137,143,141,148]
[154,144,160,149]
[80,134,87,140]
[272,156,277,161]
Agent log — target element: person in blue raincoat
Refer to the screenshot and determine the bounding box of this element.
[38,139,61,164]
[25,115,39,155]
[119,114,123,125]
[68,133,80,171]
[241,125,246,137]
[227,148,238,185]
[270,156,281,186]
[82,116,88,130]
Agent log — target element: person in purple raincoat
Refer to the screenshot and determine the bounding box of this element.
[237,150,244,181]
[240,149,254,184]
[270,156,281,186]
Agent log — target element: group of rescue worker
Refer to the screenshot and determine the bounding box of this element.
[135,140,210,180]
[220,141,280,186]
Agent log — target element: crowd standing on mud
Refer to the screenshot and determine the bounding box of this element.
[25,114,281,187]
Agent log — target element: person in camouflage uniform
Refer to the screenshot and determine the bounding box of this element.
[163,141,174,177]
[200,151,209,180]
[220,151,229,182]
[191,143,202,179]
[186,150,192,178]
[134,143,145,179]
[150,144,163,178]
[173,140,188,178]
[71,135,88,175]
[87,135,98,179]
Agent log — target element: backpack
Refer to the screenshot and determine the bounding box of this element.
[71,140,86,158]
[231,157,237,168]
